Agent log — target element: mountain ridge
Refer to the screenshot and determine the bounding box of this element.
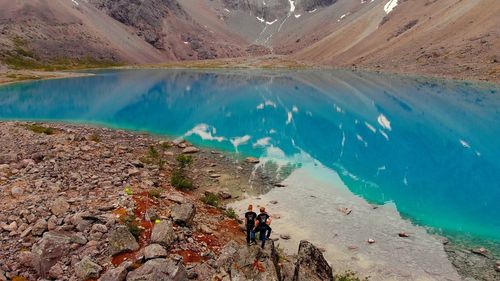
[0,0,498,82]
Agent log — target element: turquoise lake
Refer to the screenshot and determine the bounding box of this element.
[0,69,499,247]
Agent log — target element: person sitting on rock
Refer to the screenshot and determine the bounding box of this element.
[254,207,272,248]
[244,204,257,245]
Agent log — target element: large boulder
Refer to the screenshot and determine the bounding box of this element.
[75,256,103,280]
[99,266,128,281]
[109,225,140,256]
[31,231,72,278]
[126,258,187,281]
[150,221,175,247]
[144,244,168,260]
[215,240,280,281]
[171,203,196,226]
[293,240,333,281]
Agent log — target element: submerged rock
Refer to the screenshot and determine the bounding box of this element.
[108,225,140,256]
[245,157,260,164]
[293,240,333,281]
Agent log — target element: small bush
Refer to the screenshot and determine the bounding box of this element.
[89,133,100,142]
[275,244,288,262]
[201,193,219,207]
[176,154,193,168]
[25,124,54,135]
[224,208,238,219]
[148,188,162,198]
[171,170,193,190]
[160,142,171,150]
[148,146,160,159]
[336,270,369,281]
[145,146,165,169]
[121,214,141,239]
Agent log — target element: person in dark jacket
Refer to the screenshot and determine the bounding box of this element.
[254,207,272,248]
[244,204,257,245]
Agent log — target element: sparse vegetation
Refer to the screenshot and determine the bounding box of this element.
[224,207,238,219]
[24,124,54,135]
[89,133,100,142]
[176,154,193,168]
[171,169,193,190]
[335,270,369,281]
[201,193,219,207]
[160,141,171,150]
[121,214,141,239]
[1,38,123,70]
[148,188,162,198]
[275,244,288,262]
[141,145,165,169]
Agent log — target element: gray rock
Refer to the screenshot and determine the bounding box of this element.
[31,231,72,278]
[126,258,187,281]
[245,157,260,164]
[32,218,48,236]
[150,221,175,247]
[10,186,24,198]
[71,232,88,245]
[109,225,140,256]
[182,146,199,154]
[50,197,70,216]
[91,223,109,233]
[280,234,291,240]
[144,244,168,260]
[293,240,333,281]
[49,263,65,280]
[0,221,17,232]
[171,203,196,226]
[99,266,128,281]
[75,256,103,280]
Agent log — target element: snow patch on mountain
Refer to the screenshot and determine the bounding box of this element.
[384,0,398,14]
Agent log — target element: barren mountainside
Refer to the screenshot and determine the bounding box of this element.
[0,0,498,81]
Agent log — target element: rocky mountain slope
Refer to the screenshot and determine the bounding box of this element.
[0,121,339,281]
[0,0,498,81]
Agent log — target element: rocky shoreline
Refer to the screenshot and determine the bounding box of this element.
[0,121,499,281]
[0,121,339,281]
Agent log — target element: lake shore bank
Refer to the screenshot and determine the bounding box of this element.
[1,121,498,280]
[1,55,499,87]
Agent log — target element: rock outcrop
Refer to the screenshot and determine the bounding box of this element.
[126,258,187,281]
[108,226,140,256]
[293,240,334,281]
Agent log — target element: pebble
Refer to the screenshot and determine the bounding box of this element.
[367,238,375,244]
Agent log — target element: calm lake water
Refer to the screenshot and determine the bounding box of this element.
[1,69,499,246]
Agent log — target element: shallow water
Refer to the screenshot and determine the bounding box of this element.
[0,69,499,247]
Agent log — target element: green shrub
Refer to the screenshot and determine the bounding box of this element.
[160,142,171,150]
[224,208,238,219]
[89,133,100,142]
[171,169,193,190]
[24,124,54,135]
[148,188,162,198]
[201,193,219,207]
[145,146,165,169]
[336,270,369,281]
[121,214,141,239]
[275,244,288,262]
[176,154,193,168]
